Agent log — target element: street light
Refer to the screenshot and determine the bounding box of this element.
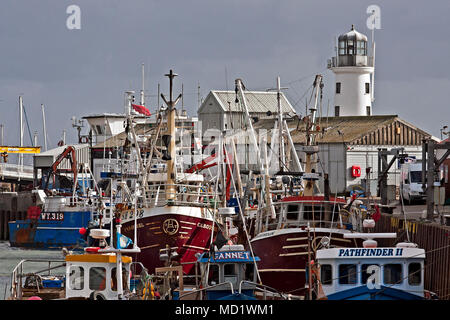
[440,125,449,140]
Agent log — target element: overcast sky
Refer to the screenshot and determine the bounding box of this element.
[1,0,450,160]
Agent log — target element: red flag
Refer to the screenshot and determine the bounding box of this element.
[131,104,151,116]
[373,204,381,222]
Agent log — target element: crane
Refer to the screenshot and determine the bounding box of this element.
[0,146,41,162]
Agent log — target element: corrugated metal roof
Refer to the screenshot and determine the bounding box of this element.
[208,90,296,115]
[254,115,431,145]
[34,144,90,169]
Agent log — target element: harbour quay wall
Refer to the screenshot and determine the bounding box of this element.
[0,192,33,240]
[375,214,450,300]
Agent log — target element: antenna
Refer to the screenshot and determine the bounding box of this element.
[197,81,201,109]
[0,124,4,145]
[19,96,23,167]
[181,83,184,110]
[140,63,145,106]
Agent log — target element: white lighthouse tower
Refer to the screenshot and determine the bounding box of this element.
[328,25,375,117]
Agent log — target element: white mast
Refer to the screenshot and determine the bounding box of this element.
[140,63,145,106]
[0,124,4,145]
[41,104,48,151]
[276,76,286,172]
[19,96,23,167]
[371,22,376,103]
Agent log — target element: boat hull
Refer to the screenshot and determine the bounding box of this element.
[251,227,358,296]
[326,285,424,300]
[8,210,92,249]
[121,205,215,275]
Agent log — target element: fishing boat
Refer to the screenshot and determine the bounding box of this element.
[8,146,103,249]
[8,208,142,300]
[314,229,435,300]
[112,70,217,276]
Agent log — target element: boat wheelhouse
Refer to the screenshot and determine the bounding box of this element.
[174,244,286,300]
[316,244,426,300]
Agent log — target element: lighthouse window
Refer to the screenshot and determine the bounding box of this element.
[366,106,371,116]
[357,41,366,55]
[339,41,346,55]
[338,264,357,284]
[365,83,370,94]
[408,263,422,286]
[321,264,333,285]
[336,82,341,94]
[383,264,403,285]
[89,267,107,291]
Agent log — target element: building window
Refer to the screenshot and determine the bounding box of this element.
[339,264,357,284]
[321,264,333,285]
[408,263,422,286]
[384,264,402,285]
[366,106,371,116]
[336,82,341,94]
[335,106,340,117]
[365,83,370,94]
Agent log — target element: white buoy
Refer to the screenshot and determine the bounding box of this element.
[363,239,377,248]
[90,229,110,239]
[363,219,376,228]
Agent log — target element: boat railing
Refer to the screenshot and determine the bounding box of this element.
[265,219,352,231]
[178,281,234,300]
[238,280,288,300]
[143,183,221,208]
[10,259,66,300]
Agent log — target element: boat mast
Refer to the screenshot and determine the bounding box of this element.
[161,70,182,202]
[303,75,322,197]
[140,63,145,106]
[276,77,286,172]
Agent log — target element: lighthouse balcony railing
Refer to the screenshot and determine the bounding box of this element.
[328,56,374,68]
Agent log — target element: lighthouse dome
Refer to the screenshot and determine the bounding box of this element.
[338,24,368,42]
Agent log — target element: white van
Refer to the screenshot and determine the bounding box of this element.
[400,161,426,204]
